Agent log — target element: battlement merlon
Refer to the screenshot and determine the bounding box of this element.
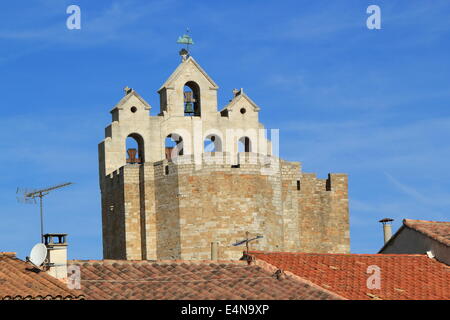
[299,172,348,193]
[100,150,349,191]
[326,173,348,194]
[101,151,347,197]
[101,152,298,181]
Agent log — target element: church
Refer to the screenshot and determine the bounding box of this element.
[98,42,349,261]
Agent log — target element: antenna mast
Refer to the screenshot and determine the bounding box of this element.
[232,232,263,254]
[17,182,73,243]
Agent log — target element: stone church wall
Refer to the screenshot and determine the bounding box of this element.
[101,153,350,260]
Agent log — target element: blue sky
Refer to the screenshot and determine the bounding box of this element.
[1,0,449,259]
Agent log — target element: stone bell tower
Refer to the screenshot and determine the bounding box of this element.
[98,44,350,261]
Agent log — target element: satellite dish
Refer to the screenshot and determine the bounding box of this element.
[28,243,47,267]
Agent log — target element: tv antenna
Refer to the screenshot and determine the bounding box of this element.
[232,232,263,254]
[17,182,74,243]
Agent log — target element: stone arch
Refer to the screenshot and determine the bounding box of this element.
[183,81,201,116]
[126,133,145,163]
[165,133,184,160]
[238,136,251,153]
[204,133,222,152]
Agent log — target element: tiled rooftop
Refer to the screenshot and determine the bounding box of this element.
[403,219,450,246]
[0,253,84,300]
[248,251,450,300]
[69,259,343,300]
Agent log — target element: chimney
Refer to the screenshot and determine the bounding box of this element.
[44,233,68,280]
[211,241,219,260]
[379,218,394,244]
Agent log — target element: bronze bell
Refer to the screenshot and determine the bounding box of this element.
[126,148,141,164]
[184,102,194,113]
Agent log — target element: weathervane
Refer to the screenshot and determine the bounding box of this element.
[177,28,194,61]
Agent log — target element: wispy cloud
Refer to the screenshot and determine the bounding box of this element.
[279,116,450,176]
[265,74,307,93]
[0,112,103,178]
[384,172,428,203]
[275,114,450,229]
[270,5,360,42]
[384,172,450,207]
[350,197,449,226]
[0,0,176,64]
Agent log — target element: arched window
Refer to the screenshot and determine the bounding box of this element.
[238,136,251,153]
[204,134,222,152]
[165,133,183,161]
[183,81,201,116]
[126,133,145,164]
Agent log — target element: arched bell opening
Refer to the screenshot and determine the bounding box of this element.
[204,134,222,152]
[165,133,184,161]
[126,133,145,164]
[238,136,251,153]
[183,81,201,116]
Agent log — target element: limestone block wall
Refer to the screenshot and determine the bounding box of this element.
[168,155,279,260]
[280,161,302,251]
[298,173,349,253]
[101,168,127,259]
[100,153,350,260]
[122,165,143,260]
[153,160,182,260]
[139,163,157,260]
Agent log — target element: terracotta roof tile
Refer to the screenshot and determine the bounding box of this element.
[403,219,450,246]
[68,259,343,300]
[248,251,450,300]
[0,253,84,300]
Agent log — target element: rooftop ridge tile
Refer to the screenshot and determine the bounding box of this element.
[403,219,450,247]
[69,259,247,265]
[247,251,450,300]
[68,257,341,300]
[248,251,428,257]
[251,257,347,300]
[0,254,84,300]
[0,252,16,257]
[404,218,450,224]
